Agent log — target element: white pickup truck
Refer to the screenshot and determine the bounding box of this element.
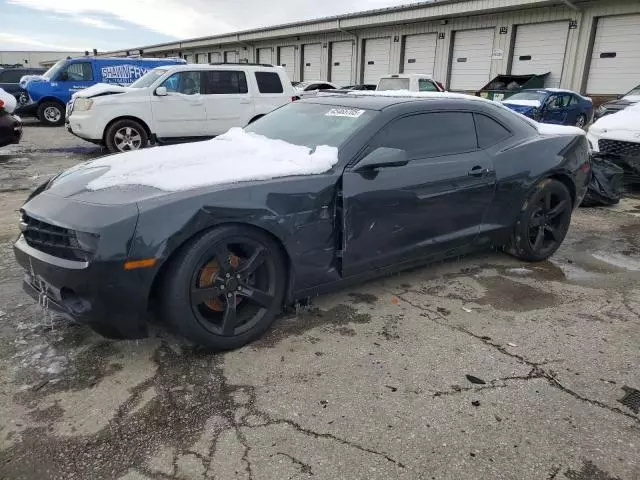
[66,63,295,152]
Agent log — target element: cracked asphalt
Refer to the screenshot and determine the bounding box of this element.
[1,122,640,480]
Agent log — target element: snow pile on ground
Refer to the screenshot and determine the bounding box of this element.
[502,99,541,107]
[85,128,338,191]
[0,88,17,114]
[348,90,585,136]
[72,83,131,99]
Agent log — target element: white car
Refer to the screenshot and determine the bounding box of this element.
[66,64,295,152]
[376,74,445,92]
[587,102,640,157]
[293,81,340,99]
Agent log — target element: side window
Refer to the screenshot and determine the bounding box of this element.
[255,72,284,93]
[305,83,320,91]
[474,114,511,149]
[372,112,477,159]
[162,71,202,95]
[203,70,248,94]
[317,83,336,90]
[569,95,580,106]
[60,62,93,81]
[418,79,438,92]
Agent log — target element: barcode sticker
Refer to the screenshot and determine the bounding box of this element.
[325,108,365,118]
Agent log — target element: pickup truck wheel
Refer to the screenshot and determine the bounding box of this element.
[105,119,148,153]
[37,101,65,126]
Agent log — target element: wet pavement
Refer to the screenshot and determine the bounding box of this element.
[1,123,639,480]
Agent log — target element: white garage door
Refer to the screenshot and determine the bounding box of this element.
[449,28,494,91]
[257,48,273,65]
[402,33,437,75]
[279,46,296,81]
[511,21,569,88]
[302,44,322,81]
[224,51,238,63]
[363,37,391,84]
[209,52,222,63]
[586,14,640,95]
[330,41,353,86]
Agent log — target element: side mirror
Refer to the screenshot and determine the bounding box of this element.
[155,86,168,96]
[356,147,408,171]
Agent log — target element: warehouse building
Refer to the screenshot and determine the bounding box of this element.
[0,51,84,68]
[104,0,640,100]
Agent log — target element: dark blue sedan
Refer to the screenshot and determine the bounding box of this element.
[501,89,593,128]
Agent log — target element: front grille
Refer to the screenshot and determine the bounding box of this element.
[20,213,96,262]
[599,139,640,158]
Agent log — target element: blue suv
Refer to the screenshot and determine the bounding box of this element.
[22,56,186,126]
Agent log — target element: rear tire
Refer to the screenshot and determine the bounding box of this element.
[159,225,286,350]
[105,119,149,153]
[37,101,65,126]
[508,179,573,262]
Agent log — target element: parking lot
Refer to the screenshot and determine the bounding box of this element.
[0,122,637,479]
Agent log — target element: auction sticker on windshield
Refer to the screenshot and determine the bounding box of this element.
[325,108,366,118]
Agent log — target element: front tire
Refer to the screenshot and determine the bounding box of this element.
[159,226,286,350]
[105,119,148,153]
[508,179,573,262]
[37,101,65,126]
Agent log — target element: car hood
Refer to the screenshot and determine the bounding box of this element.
[72,83,133,99]
[591,106,640,133]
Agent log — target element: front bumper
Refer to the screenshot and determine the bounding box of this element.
[66,111,105,142]
[14,235,152,339]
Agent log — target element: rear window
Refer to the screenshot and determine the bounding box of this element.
[377,78,409,91]
[255,72,284,93]
[203,70,248,94]
[474,114,511,149]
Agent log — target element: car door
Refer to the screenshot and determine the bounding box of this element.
[341,111,497,276]
[201,69,253,135]
[541,93,571,124]
[54,61,94,103]
[151,70,207,137]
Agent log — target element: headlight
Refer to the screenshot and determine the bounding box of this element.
[73,98,93,111]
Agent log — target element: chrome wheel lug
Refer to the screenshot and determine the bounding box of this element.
[226,273,230,278]
[228,293,233,298]
[220,285,225,290]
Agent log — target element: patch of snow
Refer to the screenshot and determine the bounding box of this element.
[72,83,131,99]
[348,90,585,136]
[502,99,541,107]
[507,268,532,276]
[590,105,640,132]
[0,88,17,113]
[20,74,45,87]
[592,252,640,271]
[85,128,338,192]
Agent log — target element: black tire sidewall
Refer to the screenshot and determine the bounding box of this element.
[37,101,65,126]
[105,119,149,153]
[576,114,587,128]
[511,179,572,262]
[159,225,287,350]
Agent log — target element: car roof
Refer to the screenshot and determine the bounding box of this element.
[306,92,490,110]
[379,73,434,80]
[155,63,286,73]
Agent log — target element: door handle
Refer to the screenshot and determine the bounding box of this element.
[468,166,490,177]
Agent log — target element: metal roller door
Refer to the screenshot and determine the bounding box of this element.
[224,50,238,63]
[402,33,437,75]
[330,41,353,86]
[363,37,391,84]
[257,48,273,64]
[511,21,569,88]
[209,52,222,63]
[449,28,494,91]
[586,14,640,95]
[278,46,296,81]
[302,44,322,80]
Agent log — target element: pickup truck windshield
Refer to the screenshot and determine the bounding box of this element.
[130,68,168,88]
[42,60,66,80]
[245,102,377,149]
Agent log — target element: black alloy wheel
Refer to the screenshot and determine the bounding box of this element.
[160,226,286,349]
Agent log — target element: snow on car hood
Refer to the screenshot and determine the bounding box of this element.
[502,99,541,108]
[81,128,338,191]
[0,88,17,114]
[72,83,132,99]
[590,103,640,132]
[349,90,585,136]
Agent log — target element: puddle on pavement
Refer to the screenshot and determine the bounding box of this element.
[476,276,559,312]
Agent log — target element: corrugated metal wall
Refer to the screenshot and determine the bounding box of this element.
[112,0,640,94]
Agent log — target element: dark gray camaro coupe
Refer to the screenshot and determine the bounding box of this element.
[14,94,590,349]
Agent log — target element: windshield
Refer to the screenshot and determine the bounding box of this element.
[624,84,640,99]
[244,102,377,149]
[507,91,547,102]
[42,59,66,80]
[377,78,410,91]
[130,68,168,88]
